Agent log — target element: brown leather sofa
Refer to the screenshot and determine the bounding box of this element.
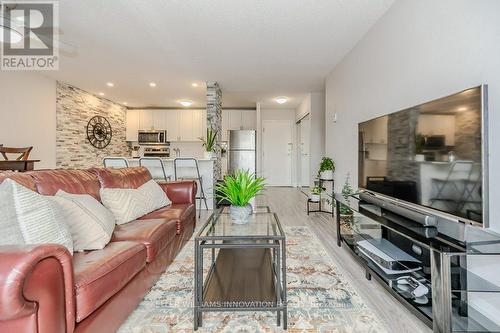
[0,167,197,333]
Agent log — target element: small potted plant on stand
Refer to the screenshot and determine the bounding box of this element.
[215,169,266,224]
[309,185,322,202]
[415,133,425,162]
[199,127,218,159]
[318,157,335,180]
[339,173,355,219]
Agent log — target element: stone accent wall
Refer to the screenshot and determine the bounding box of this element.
[56,82,129,168]
[206,81,222,180]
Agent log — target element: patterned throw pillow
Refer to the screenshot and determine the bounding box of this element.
[54,190,116,251]
[1,179,73,254]
[100,179,171,225]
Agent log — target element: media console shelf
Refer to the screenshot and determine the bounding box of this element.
[335,193,500,333]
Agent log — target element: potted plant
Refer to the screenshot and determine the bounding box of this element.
[339,174,355,217]
[215,169,266,224]
[318,157,335,180]
[414,133,425,162]
[309,185,322,202]
[199,127,218,159]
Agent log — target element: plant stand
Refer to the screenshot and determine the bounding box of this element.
[306,179,334,217]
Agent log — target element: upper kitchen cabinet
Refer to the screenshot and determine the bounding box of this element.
[164,110,180,141]
[179,109,206,141]
[139,110,154,130]
[126,110,140,141]
[221,109,256,140]
[241,110,256,130]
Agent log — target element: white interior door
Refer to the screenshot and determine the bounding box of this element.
[262,120,293,186]
[300,115,311,187]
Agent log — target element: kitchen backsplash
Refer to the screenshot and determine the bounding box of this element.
[56,82,129,168]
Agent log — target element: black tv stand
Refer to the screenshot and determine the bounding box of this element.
[334,193,500,333]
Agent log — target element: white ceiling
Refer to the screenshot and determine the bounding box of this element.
[43,0,394,109]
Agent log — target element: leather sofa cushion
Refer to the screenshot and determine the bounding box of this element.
[0,171,37,191]
[139,203,195,235]
[91,167,152,189]
[73,241,147,322]
[30,169,102,201]
[112,219,177,263]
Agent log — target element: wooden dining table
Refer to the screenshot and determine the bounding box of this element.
[0,160,40,172]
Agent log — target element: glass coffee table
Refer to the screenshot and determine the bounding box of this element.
[194,206,287,330]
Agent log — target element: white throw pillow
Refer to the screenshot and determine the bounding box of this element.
[54,190,115,251]
[100,179,171,225]
[0,180,25,245]
[2,179,73,253]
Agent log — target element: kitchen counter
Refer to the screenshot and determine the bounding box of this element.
[128,158,215,210]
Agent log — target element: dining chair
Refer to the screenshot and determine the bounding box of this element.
[0,146,33,161]
[103,157,129,168]
[174,158,208,217]
[139,157,171,183]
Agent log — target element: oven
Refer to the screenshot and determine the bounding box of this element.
[138,130,167,145]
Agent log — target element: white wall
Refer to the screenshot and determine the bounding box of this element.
[325,0,500,233]
[0,72,56,169]
[310,92,325,183]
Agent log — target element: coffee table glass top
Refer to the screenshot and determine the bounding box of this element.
[197,206,284,239]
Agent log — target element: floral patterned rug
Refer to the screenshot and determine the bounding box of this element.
[118,226,388,333]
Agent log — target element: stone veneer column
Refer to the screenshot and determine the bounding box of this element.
[206,81,222,180]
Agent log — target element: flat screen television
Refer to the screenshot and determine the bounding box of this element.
[358,85,488,226]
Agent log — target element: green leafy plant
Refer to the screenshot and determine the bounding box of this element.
[415,133,425,154]
[339,173,355,215]
[199,127,218,152]
[317,157,335,178]
[311,186,323,195]
[215,169,266,206]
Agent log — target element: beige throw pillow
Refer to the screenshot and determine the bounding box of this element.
[54,190,115,251]
[100,179,171,225]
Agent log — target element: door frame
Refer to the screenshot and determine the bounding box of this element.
[261,119,294,186]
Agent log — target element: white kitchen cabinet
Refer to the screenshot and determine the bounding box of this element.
[221,110,230,141]
[241,110,256,130]
[164,110,180,141]
[152,110,166,130]
[193,109,206,139]
[126,110,140,141]
[229,110,243,130]
[179,110,195,141]
[139,110,154,130]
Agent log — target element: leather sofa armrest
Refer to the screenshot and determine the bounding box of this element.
[0,244,75,333]
[159,181,197,204]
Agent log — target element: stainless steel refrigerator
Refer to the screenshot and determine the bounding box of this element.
[228,130,256,175]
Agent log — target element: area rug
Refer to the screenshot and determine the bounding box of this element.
[118,226,388,333]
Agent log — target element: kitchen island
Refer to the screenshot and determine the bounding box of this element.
[128,158,215,210]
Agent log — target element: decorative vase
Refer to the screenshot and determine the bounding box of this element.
[309,193,320,202]
[229,204,253,224]
[320,170,334,180]
[204,151,213,159]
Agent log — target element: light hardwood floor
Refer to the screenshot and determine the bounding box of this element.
[200,187,431,333]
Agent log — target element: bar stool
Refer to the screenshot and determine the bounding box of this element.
[174,158,208,218]
[139,157,171,183]
[103,157,129,168]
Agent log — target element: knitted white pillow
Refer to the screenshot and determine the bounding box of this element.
[2,179,73,254]
[0,180,25,245]
[54,190,115,251]
[100,179,171,225]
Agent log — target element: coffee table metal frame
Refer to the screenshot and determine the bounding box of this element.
[193,206,287,330]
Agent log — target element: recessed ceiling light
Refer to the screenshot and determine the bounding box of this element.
[178,100,193,107]
[98,92,105,96]
[275,96,288,104]
[123,102,128,105]
[192,83,199,87]
[149,82,157,87]
[457,106,467,111]
[106,82,114,87]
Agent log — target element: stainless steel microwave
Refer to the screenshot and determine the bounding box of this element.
[138,130,167,145]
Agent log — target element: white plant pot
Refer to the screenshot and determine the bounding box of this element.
[204,151,213,159]
[320,170,334,180]
[415,154,425,162]
[309,193,320,202]
[229,204,253,224]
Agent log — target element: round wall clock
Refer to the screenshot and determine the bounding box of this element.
[86,116,112,149]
